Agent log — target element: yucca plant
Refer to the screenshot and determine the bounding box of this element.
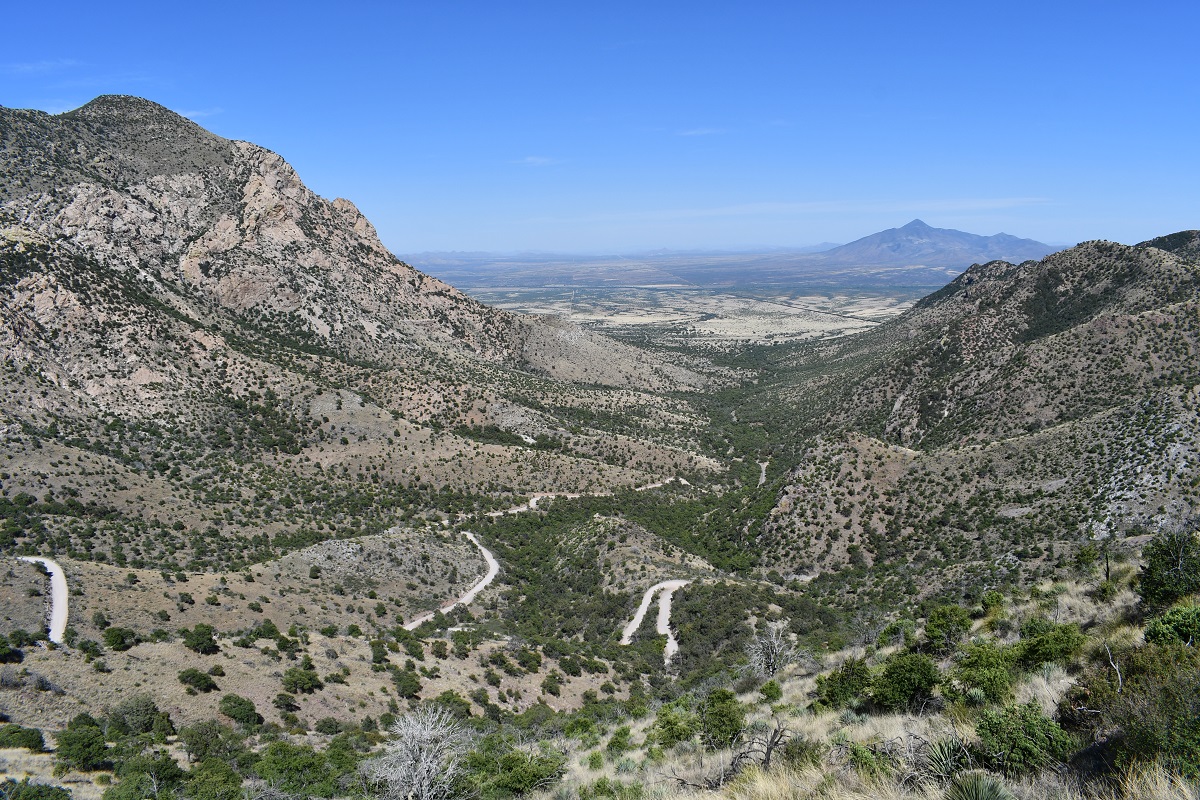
[926,737,971,782]
[944,771,1017,800]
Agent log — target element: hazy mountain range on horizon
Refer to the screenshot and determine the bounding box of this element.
[403,219,1064,291]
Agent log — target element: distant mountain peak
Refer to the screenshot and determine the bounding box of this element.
[813,220,1060,269]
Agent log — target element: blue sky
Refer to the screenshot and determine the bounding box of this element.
[3,1,1198,253]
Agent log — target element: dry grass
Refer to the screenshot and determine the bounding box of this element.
[0,748,104,800]
[1014,663,1074,717]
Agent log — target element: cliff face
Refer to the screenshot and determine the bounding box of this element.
[0,95,702,389]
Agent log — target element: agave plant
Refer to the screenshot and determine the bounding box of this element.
[944,771,1017,800]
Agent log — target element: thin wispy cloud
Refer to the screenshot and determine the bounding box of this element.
[2,58,81,74]
[895,197,1052,213]
[512,156,563,167]
[524,197,1051,225]
[677,127,723,137]
[179,107,224,120]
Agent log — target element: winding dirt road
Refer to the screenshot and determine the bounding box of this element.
[620,579,690,662]
[18,556,68,643]
[403,531,500,630]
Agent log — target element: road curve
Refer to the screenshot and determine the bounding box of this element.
[18,556,68,643]
[404,531,500,630]
[620,579,690,661]
[654,581,689,660]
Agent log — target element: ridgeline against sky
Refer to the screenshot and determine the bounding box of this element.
[3,1,1198,252]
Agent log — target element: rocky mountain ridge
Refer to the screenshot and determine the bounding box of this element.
[749,232,1200,599]
[1,96,701,388]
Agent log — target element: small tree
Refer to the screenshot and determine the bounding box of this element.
[181,624,219,655]
[218,694,262,727]
[360,707,469,800]
[870,653,939,712]
[55,717,109,772]
[924,605,972,654]
[0,724,44,752]
[815,658,872,709]
[179,669,218,692]
[1139,522,1200,607]
[282,667,322,694]
[699,689,745,750]
[1145,604,1200,646]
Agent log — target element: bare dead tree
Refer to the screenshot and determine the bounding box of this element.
[744,620,798,678]
[660,719,791,791]
[359,707,470,800]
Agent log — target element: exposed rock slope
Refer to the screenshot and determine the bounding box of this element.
[0,96,715,573]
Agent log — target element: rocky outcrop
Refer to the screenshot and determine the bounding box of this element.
[0,95,702,389]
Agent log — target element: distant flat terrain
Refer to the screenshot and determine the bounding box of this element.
[464,286,920,345]
[407,249,964,292]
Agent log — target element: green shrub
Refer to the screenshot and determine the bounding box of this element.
[974,702,1072,774]
[431,689,473,720]
[179,668,218,692]
[0,724,44,752]
[314,717,342,735]
[391,668,421,698]
[815,658,871,709]
[102,627,140,652]
[55,716,109,771]
[107,695,172,741]
[1,779,71,800]
[1144,604,1200,646]
[540,671,562,697]
[254,740,334,796]
[980,591,1005,614]
[878,619,916,648]
[462,734,567,797]
[181,624,219,654]
[760,679,783,703]
[949,641,1018,703]
[185,759,242,800]
[0,637,23,664]
[106,751,186,800]
[1063,641,1200,777]
[871,653,939,711]
[606,725,633,755]
[1015,621,1084,669]
[282,667,323,694]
